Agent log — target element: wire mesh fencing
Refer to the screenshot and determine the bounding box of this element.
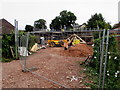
[19,33,29,71]
[19,32,42,72]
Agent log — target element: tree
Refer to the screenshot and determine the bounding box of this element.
[34,19,47,30]
[50,10,77,31]
[50,16,61,31]
[86,13,112,30]
[25,25,33,32]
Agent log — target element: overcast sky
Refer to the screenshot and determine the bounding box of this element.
[1,0,120,30]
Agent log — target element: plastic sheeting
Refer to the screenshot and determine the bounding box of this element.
[18,47,28,56]
[30,43,39,52]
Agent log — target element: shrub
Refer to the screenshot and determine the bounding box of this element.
[2,31,38,62]
[2,33,15,62]
[28,34,38,50]
[89,35,120,88]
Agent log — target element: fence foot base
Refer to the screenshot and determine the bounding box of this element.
[22,67,38,72]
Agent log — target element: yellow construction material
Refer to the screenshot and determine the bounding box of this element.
[48,40,67,47]
[72,39,80,45]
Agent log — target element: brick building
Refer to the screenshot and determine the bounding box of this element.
[0,19,14,34]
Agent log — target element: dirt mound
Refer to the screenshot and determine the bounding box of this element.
[60,44,93,57]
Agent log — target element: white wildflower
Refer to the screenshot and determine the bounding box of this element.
[117,71,119,73]
[107,73,109,76]
[115,74,117,77]
[108,52,110,54]
[95,50,97,52]
[92,44,94,47]
[115,72,117,75]
[114,57,117,60]
[94,56,97,59]
[107,71,109,73]
[109,56,111,59]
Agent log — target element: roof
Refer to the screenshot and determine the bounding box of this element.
[0,18,15,34]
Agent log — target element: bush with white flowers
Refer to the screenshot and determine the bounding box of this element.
[89,35,120,88]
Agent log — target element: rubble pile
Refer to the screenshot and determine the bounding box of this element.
[60,44,93,57]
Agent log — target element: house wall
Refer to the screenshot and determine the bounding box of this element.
[0,19,14,34]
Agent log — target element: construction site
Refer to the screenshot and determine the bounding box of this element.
[1,2,120,88]
[2,22,120,88]
[2,29,94,88]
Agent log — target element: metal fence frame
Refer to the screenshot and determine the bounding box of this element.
[16,24,120,88]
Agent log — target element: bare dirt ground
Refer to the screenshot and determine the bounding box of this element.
[2,45,93,88]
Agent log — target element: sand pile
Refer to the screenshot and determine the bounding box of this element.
[60,44,93,57]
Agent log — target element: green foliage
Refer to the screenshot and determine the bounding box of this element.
[2,31,38,62]
[25,25,33,32]
[90,38,101,72]
[19,32,38,51]
[86,13,112,30]
[19,30,25,36]
[28,34,38,50]
[85,76,98,88]
[2,58,12,62]
[34,19,47,29]
[89,35,120,88]
[81,65,99,88]
[50,16,61,30]
[50,10,77,31]
[2,33,15,62]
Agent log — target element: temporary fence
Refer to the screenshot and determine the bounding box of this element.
[17,29,94,88]
[18,32,70,88]
[98,29,110,89]
[14,20,19,59]
[19,33,29,71]
[15,23,120,88]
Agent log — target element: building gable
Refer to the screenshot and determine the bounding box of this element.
[0,19,15,34]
